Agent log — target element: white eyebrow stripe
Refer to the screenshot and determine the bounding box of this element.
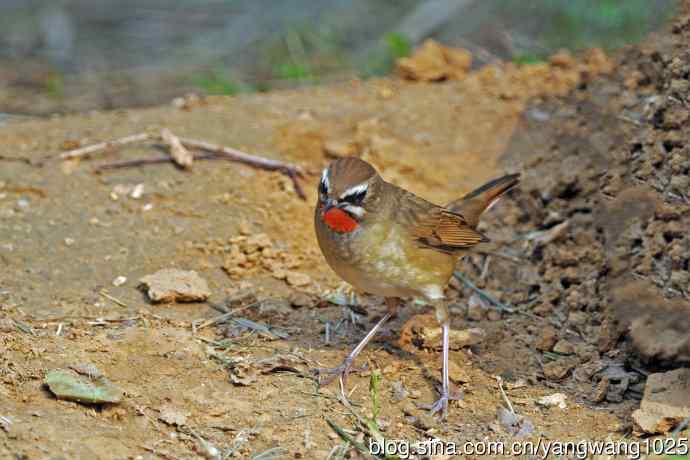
[320,168,330,192]
[340,182,368,200]
[342,205,365,217]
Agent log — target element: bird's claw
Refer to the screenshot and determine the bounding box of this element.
[313,359,368,387]
[416,390,462,418]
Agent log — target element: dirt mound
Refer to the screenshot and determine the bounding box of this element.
[487,1,690,370]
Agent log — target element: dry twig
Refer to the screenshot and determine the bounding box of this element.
[60,132,151,160]
[454,271,514,312]
[58,130,306,199]
[161,128,193,168]
[0,155,36,166]
[496,375,515,414]
[193,302,257,331]
[99,289,128,308]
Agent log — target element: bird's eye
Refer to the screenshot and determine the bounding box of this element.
[341,188,367,205]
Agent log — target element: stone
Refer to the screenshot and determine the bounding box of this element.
[536,326,558,351]
[258,298,292,315]
[413,413,436,431]
[158,405,189,426]
[391,380,408,402]
[590,377,610,403]
[487,310,502,321]
[397,39,472,82]
[285,271,311,287]
[288,292,312,309]
[45,368,122,404]
[497,407,534,438]
[419,326,486,350]
[139,269,211,303]
[568,311,588,328]
[112,275,127,287]
[553,339,575,355]
[447,360,471,383]
[466,299,485,321]
[536,393,567,409]
[632,368,690,435]
[543,360,574,381]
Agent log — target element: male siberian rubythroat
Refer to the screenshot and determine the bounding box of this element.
[314,157,520,417]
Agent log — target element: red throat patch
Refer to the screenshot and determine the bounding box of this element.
[323,208,358,233]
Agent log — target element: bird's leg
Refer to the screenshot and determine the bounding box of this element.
[418,300,462,418]
[315,298,398,391]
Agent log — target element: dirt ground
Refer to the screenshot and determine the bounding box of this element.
[1,4,689,460]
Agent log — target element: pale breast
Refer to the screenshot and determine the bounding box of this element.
[316,214,457,300]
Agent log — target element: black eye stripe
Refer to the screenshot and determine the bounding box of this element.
[341,189,366,204]
[319,179,328,196]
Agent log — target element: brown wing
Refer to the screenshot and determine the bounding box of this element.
[396,190,488,254]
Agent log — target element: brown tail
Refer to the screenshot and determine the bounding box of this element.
[446,173,520,228]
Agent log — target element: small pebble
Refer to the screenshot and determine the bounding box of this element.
[379,86,394,99]
[487,310,502,321]
[568,311,588,328]
[536,392,568,409]
[591,377,609,403]
[289,292,312,308]
[553,339,575,355]
[286,271,311,287]
[64,238,75,247]
[139,268,211,303]
[130,184,144,199]
[536,326,558,351]
[467,294,485,321]
[543,360,574,381]
[112,276,127,287]
[413,413,436,431]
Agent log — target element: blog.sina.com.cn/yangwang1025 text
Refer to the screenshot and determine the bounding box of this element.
[369,437,689,459]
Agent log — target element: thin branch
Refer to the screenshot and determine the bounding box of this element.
[178,137,304,177]
[93,155,172,172]
[672,413,690,437]
[75,130,307,199]
[95,152,307,199]
[285,169,307,200]
[475,249,523,264]
[193,302,257,331]
[496,375,515,414]
[178,137,306,199]
[161,128,193,168]
[59,132,151,160]
[454,271,514,312]
[99,289,128,308]
[202,151,306,199]
[0,155,36,166]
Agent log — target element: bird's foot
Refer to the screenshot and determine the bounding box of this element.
[417,389,462,418]
[313,357,368,388]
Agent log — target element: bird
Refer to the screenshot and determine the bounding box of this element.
[313,156,520,417]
